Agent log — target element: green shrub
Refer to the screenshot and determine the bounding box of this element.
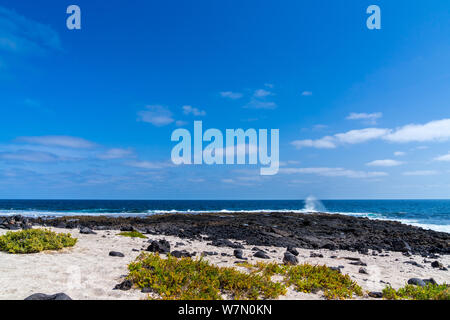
[126,253,363,300]
[0,228,77,254]
[239,261,362,299]
[127,253,286,300]
[382,284,450,300]
[118,231,147,238]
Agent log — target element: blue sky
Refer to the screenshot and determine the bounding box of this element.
[0,0,450,199]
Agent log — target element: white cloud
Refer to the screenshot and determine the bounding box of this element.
[175,120,188,126]
[280,167,388,179]
[244,99,277,109]
[403,170,439,176]
[220,91,243,99]
[292,118,450,150]
[291,137,336,149]
[182,105,206,116]
[126,161,174,169]
[97,148,134,160]
[0,150,61,162]
[0,6,61,55]
[384,119,450,143]
[253,89,272,98]
[346,112,382,124]
[335,128,389,144]
[394,151,406,156]
[137,105,174,126]
[17,135,95,148]
[221,179,235,184]
[434,153,450,162]
[366,159,404,167]
[292,128,388,149]
[301,91,312,96]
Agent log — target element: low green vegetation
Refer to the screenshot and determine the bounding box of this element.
[0,228,77,254]
[382,284,450,300]
[238,261,362,299]
[118,231,147,238]
[126,253,363,300]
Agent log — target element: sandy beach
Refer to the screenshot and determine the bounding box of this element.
[1,225,448,300]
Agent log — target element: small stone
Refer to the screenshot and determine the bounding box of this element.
[24,293,72,300]
[109,251,124,257]
[146,239,170,254]
[170,250,192,258]
[431,261,443,268]
[287,246,299,256]
[80,227,96,234]
[407,278,426,287]
[283,252,298,265]
[422,278,437,285]
[310,252,323,258]
[359,267,369,274]
[233,249,246,260]
[368,292,383,298]
[114,280,132,291]
[254,250,270,259]
[350,260,367,266]
[120,225,135,232]
[202,251,218,256]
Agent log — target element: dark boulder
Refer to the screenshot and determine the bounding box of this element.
[287,246,299,256]
[422,278,437,285]
[147,240,171,254]
[431,260,443,268]
[392,240,412,253]
[310,252,323,258]
[114,280,133,291]
[254,251,270,259]
[120,225,135,232]
[407,278,426,287]
[233,249,246,260]
[283,252,298,265]
[170,250,193,258]
[208,239,244,249]
[80,227,96,234]
[109,251,125,257]
[359,267,369,274]
[24,293,72,300]
[368,292,383,298]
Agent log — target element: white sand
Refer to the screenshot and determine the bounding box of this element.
[0,227,448,300]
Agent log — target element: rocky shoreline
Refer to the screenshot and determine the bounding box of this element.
[1,211,449,257]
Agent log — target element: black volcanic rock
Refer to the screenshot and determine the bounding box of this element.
[109,251,124,257]
[9,211,449,256]
[170,250,193,258]
[283,252,298,265]
[287,246,299,256]
[24,293,72,300]
[80,227,96,234]
[147,240,170,254]
[233,249,246,260]
[254,251,270,259]
[114,280,132,291]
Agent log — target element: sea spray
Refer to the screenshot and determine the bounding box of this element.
[303,196,326,213]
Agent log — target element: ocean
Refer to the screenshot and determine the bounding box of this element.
[0,198,449,233]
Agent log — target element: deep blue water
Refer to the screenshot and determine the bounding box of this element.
[0,199,449,233]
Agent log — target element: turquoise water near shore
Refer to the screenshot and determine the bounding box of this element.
[0,199,449,233]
